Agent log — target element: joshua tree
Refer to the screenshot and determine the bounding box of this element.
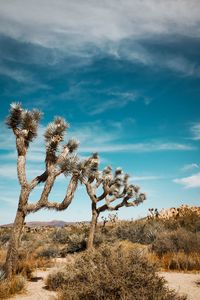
[4,103,79,277]
[76,153,146,249]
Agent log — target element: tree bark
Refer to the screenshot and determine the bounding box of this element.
[87,203,99,250]
[4,190,29,278]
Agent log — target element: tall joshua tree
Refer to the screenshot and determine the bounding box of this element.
[77,153,146,249]
[4,103,79,277]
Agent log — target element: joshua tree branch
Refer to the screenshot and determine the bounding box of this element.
[97,183,110,201]
[17,154,28,188]
[29,170,48,190]
[26,175,78,213]
[86,182,97,203]
[94,178,103,190]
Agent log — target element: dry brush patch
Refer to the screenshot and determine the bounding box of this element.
[46,242,186,300]
[0,275,26,299]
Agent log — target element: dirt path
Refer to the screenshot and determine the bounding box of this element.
[11,269,57,300]
[160,272,200,300]
[10,258,70,300]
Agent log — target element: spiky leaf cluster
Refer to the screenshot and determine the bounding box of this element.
[6,102,22,129]
[6,103,42,144]
[44,117,69,143]
[21,109,42,142]
[74,153,100,183]
[44,117,70,163]
[102,166,113,182]
[60,155,80,176]
[66,139,79,153]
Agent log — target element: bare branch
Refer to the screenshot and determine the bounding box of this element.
[27,175,78,213]
[29,170,48,190]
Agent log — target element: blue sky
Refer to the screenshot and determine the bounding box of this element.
[0,0,200,225]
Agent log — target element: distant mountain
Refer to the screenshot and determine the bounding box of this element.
[1,220,89,228]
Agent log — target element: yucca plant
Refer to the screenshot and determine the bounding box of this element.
[4,103,79,277]
[75,153,146,249]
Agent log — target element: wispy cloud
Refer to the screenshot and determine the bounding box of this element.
[0,164,43,180]
[88,91,138,115]
[182,163,199,172]
[174,173,200,188]
[0,65,33,84]
[130,175,164,181]
[79,142,195,154]
[191,123,200,140]
[68,122,196,153]
[0,121,196,173]
[0,193,19,205]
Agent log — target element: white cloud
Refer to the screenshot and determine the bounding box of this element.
[0,1,199,77]
[174,172,200,188]
[0,1,199,47]
[191,123,200,140]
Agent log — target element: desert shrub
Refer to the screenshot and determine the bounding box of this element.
[93,230,105,246]
[37,246,60,258]
[51,228,70,244]
[113,219,165,245]
[0,275,25,299]
[46,242,186,300]
[173,211,200,232]
[60,233,86,256]
[0,232,10,245]
[152,228,200,256]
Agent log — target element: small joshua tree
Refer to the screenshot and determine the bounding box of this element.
[4,103,79,277]
[76,153,146,249]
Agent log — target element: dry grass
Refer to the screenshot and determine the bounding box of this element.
[0,275,26,299]
[147,251,200,271]
[17,256,52,279]
[0,249,6,267]
[160,251,200,271]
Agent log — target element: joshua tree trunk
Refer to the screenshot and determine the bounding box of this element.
[87,203,99,250]
[5,211,25,277]
[4,189,29,277]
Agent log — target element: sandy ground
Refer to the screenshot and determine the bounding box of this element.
[160,272,200,300]
[9,258,71,300]
[11,269,57,300]
[9,265,200,300]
